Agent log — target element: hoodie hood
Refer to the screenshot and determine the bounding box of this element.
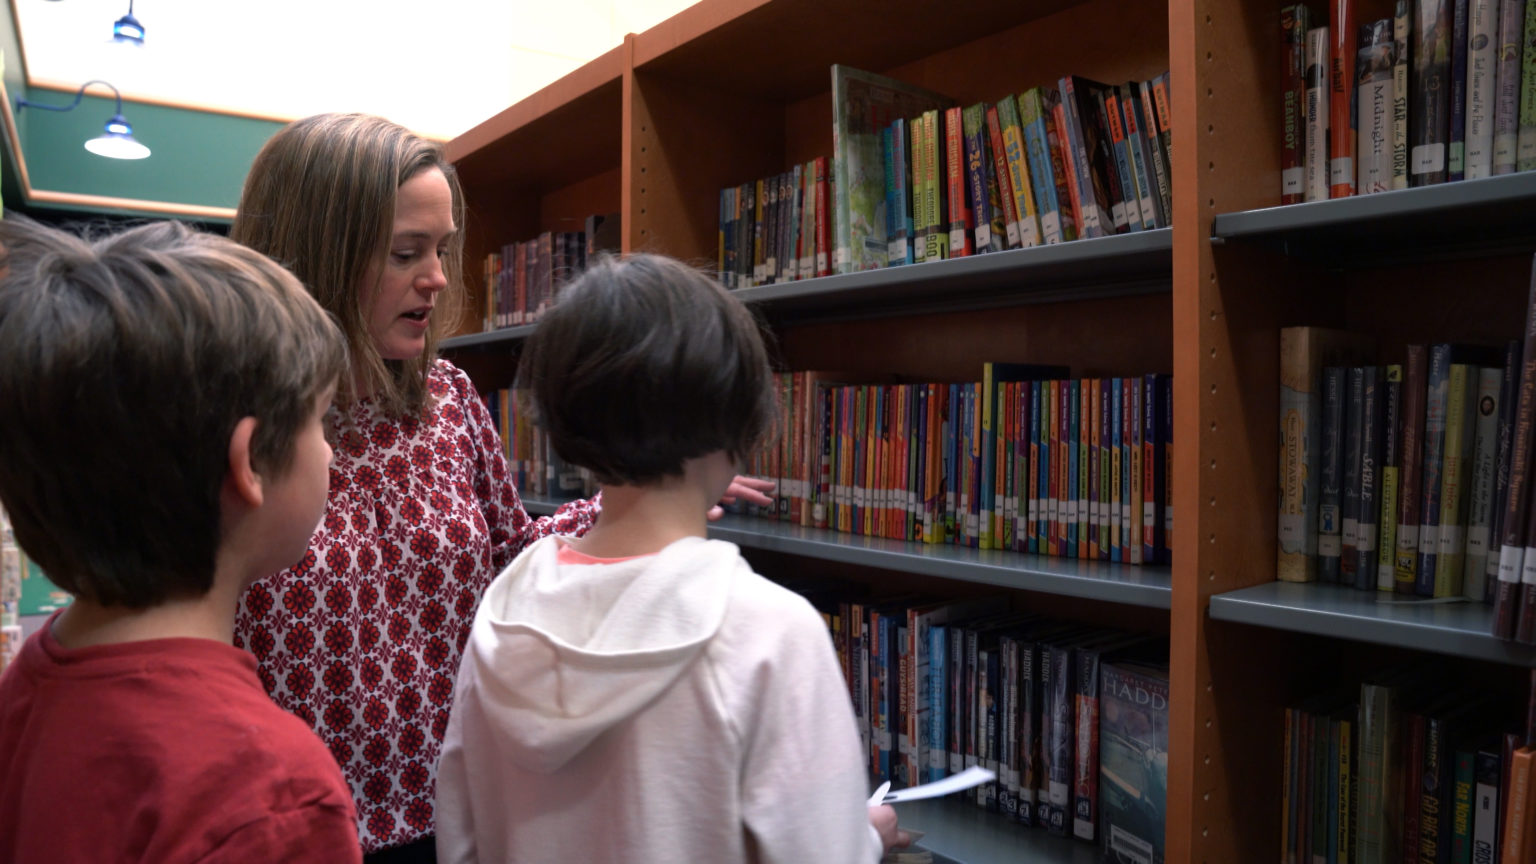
[461,534,744,773]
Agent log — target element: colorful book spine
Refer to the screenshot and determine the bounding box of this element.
[889,120,913,266]
[1101,89,1138,233]
[1331,0,1359,196]
[1342,367,1366,583]
[945,107,973,258]
[1018,89,1063,244]
[1519,0,1536,169]
[985,105,1023,249]
[1044,89,1082,242]
[1059,76,1113,238]
[1118,83,1159,229]
[1283,5,1310,204]
[1492,263,1536,637]
[1486,342,1521,598]
[1434,363,1476,597]
[997,96,1042,248]
[961,105,996,255]
[1357,366,1383,589]
[1379,365,1404,591]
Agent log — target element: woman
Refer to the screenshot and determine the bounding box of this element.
[230,113,772,862]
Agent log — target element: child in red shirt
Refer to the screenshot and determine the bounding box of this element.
[0,217,362,863]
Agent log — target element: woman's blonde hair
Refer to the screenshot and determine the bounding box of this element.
[232,112,465,417]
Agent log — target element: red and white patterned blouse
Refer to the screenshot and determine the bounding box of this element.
[233,359,598,853]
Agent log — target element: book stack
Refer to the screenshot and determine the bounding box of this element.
[785,579,1168,861]
[478,212,620,332]
[1275,255,1536,643]
[1280,0,1536,201]
[744,368,1173,565]
[1283,666,1536,862]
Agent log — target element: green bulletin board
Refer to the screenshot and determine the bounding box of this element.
[19,556,70,615]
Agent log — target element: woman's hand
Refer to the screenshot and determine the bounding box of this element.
[868,804,912,851]
[707,475,775,521]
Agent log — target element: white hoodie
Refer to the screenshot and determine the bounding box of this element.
[436,535,882,864]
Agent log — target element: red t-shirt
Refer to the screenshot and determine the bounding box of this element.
[0,617,361,863]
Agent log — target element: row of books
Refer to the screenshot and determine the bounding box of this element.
[741,369,1174,563]
[717,157,833,290]
[483,388,596,503]
[1276,258,1536,641]
[787,578,1168,860]
[1282,666,1536,863]
[825,65,1174,278]
[1280,0,1536,202]
[478,212,620,331]
[1278,331,1516,601]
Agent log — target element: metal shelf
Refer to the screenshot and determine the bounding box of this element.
[439,324,537,352]
[1211,172,1536,264]
[442,230,1172,351]
[521,499,1170,609]
[895,797,1101,864]
[1208,580,1536,667]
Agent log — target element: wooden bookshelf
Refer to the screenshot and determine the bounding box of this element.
[435,0,1536,860]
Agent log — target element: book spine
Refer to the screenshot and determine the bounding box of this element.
[815,156,832,277]
[1399,344,1430,593]
[1453,747,1474,864]
[1486,341,1521,600]
[1493,259,1536,639]
[1019,90,1064,244]
[1059,76,1111,238]
[962,105,995,255]
[1046,90,1083,242]
[1069,380,1081,556]
[1495,0,1527,173]
[1468,0,1501,178]
[1343,367,1367,583]
[1308,26,1334,200]
[888,123,911,266]
[997,96,1042,248]
[924,110,948,262]
[1117,84,1158,229]
[1519,0,1536,168]
[1419,344,1453,595]
[1284,5,1310,204]
[1465,367,1504,600]
[1472,746,1500,863]
[1145,373,1165,564]
[945,107,973,258]
[1332,0,1360,195]
[1380,364,1404,590]
[1337,716,1354,863]
[1394,0,1415,187]
[1360,23,1398,194]
[1135,81,1172,227]
[1411,0,1452,186]
[1435,363,1476,598]
[1098,90,1135,233]
[1046,644,1074,836]
[1451,0,1472,180]
[1321,366,1347,583]
[1358,366,1383,589]
[985,105,1023,250]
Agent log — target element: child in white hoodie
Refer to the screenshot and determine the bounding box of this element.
[436,253,906,864]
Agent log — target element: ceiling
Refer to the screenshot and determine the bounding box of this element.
[11,0,700,141]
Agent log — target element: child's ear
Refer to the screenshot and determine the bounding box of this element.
[225,417,264,508]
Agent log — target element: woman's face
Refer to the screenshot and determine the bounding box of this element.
[362,166,455,361]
